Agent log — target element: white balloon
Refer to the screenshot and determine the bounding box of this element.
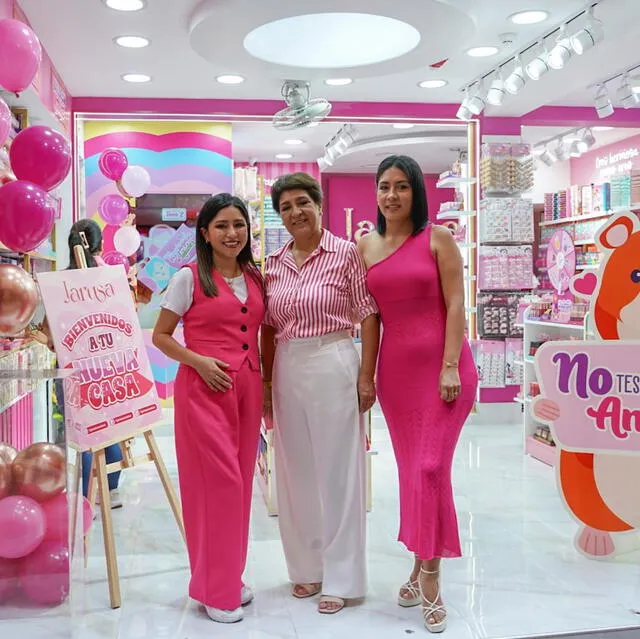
[121,165,151,198]
[114,226,141,257]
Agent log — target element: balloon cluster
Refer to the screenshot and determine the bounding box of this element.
[97,148,149,262]
[0,442,93,607]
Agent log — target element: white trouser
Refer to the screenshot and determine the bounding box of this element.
[273,331,366,599]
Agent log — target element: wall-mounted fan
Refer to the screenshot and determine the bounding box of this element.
[272,81,332,131]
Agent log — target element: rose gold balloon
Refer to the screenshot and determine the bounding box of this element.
[0,264,38,335]
[0,443,17,465]
[12,443,66,503]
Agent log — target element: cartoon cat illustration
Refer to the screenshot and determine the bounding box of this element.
[534,212,640,558]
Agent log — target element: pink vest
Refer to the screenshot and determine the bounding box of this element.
[181,262,265,372]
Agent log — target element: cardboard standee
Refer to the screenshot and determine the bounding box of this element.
[39,245,185,609]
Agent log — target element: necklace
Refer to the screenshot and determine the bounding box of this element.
[218,265,241,290]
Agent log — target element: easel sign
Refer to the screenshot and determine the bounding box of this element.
[37,264,163,447]
[37,250,184,609]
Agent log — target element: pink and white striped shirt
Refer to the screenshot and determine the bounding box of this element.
[264,230,378,341]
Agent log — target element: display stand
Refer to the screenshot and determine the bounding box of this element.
[67,246,185,609]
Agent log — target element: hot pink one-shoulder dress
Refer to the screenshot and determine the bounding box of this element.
[366,226,478,560]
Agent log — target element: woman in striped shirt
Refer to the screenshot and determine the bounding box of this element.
[261,172,379,615]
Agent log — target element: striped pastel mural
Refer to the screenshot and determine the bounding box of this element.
[82,120,233,230]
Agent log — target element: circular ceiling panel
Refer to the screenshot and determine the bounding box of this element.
[243,13,421,68]
[189,0,476,80]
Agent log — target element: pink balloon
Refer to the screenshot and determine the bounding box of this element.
[0,19,42,94]
[10,125,71,191]
[19,540,69,606]
[0,180,55,253]
[98,194,129,225]
[98,148,128,181]
[0,98,11,147]
[0,557,18,603]
[0,495,45,559]
[42,493,93,542]
[120,165,151,198]
[113,226,141,257]
[102,250,131,273]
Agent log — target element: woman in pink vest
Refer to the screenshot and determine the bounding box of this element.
[153,194,264,624]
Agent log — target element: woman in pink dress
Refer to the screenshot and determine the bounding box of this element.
[153,194,264,624]
[360,155,478,633]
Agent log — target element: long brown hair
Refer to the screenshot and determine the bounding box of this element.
[195,193,262,297]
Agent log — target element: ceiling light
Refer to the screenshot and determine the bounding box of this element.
[594,85,614,119]
[244,14,420,68]
[504,56,527,95]
[456,88,473,121]
[216,75,245,85]
[525,43,550,80]
[570,7,604,55]
[284,139,304,145]
[104,0,145,11]
[114,35,150,49]
[577,128,596,152]
[568,140,582,158]
[122,73,151,83]
[509,10,549,25]
[275,153,293,160]
[486,72,506,106]
[617,75,640,109]
[467,83,486,116]
[547,26,573,70]
[466,46,500,58]
[554,139,567,162]
[418,79,448,89]
[307,122,320,128]
[593,126,613,131]
[392,123,415,129]
[537,146,557,167]
[325,78,353,86]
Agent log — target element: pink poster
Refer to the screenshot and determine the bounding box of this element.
[37,266,162,450]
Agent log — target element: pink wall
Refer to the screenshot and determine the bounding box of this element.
[323,174,451,240]
[570,132,640,185]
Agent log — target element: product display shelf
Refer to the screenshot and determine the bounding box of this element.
[519,310,585,467]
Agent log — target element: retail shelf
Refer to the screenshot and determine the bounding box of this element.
[436,176,477,189]
[576,264,600,271]
[514,359,525,367]
[436,210,476,220]
[525,436,557,467]
[539,211,614,227]
[573,239,595,247]
[525,318,585,331]
[28,251,56,262]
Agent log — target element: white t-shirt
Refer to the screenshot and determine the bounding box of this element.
[161,268,248,317]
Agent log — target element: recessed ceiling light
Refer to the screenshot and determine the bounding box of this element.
[593,126,613,131]
[466,46,500,58]
[325,78,353,86]
[393,123,415,129]
[104,0,146,11]
[418,79,448,89]
[122,73,151,83]
[114,36,150,49]
[275,153,293,160]
[509,10,549,25]
[284,139,304,145]
[216,74,245,85]
[307,122,320,128]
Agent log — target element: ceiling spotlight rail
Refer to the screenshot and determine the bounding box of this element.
[317,123,359,170]
[456,2,604,120]
[533,127,598,166]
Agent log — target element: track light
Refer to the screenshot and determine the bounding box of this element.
[456,88,473,120]
[554,139,567,162]
[577,128,596,152]
[617,75,640,109]
[486,71,506,106]
[594,84,614,118]
[505,56,527,95]
[467,83,486,115]
[547,26,573,70]
[568,140,582,158]
[571,6,604,55]
[526,42,550,80]
[537,146,557,167]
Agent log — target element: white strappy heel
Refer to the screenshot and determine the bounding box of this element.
[419,568,447,633]
[397,578,421,607]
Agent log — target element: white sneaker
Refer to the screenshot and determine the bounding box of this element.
[241,585,254,606]
[94,489,123,509]
[205,605,243,623]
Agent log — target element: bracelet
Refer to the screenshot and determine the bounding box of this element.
[443,360,458,368]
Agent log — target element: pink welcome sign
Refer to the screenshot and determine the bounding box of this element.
[38,266,162,450]
[533,341,640,453]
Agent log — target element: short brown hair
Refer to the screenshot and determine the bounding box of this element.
[271,172,323,213]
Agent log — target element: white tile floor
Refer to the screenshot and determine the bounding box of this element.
[3,407,640,638]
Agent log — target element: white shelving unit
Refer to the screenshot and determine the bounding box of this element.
[519,310,585,466]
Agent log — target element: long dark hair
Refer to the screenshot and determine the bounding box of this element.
[68,219,102,269]
[195,193,261,297]
[375,155,429,236]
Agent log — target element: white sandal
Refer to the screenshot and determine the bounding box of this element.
[419,568,447,633]
[397,578,421,607]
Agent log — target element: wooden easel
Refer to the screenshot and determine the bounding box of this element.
[70,245,184,609]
